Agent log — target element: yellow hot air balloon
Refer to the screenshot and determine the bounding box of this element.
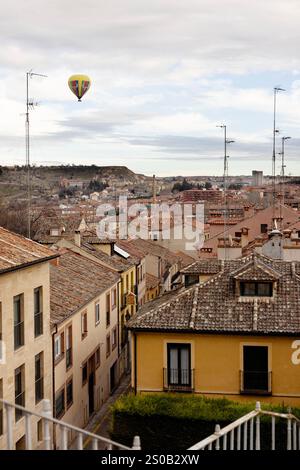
[68,74,91,102]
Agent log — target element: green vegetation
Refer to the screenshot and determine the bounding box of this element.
[111,393,300,450]
[113,393,297,422]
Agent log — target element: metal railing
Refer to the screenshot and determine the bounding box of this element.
[188,401,300,450]
[240,370,272,394]
[0,398,141,450]
[163,368,194,391]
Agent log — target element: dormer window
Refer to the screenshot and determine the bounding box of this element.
[240,281,273,297]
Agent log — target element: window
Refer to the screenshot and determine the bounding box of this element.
[112,289,117,309]
[242,346,270,393]
[126,275,129,292]
[106,334,111,358]
[35,352,44,404]
[240,282,273,297]
[15,364,25,421]
[66,325,72,369]
[112,327,117,350]
[81,311,88,339]
[95,302,100,325]
[82,362,87,385]
[66,378,73,408]
[166,344,191,388]
[55,388,65,419]
[37,419,43,442]
[261,224,268,234]
[34,287,43,337]
[106,294,110,328]
[130,271,134,290]
[14,294,24,350]
[95,347,100,368]
[54,332,64,362]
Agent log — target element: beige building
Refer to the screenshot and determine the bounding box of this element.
[0,227,57,449]
[50,249,120,447]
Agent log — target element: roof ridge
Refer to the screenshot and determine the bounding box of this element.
[189,284,199,329]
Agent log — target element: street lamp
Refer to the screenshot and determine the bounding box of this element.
[26,70,47,238]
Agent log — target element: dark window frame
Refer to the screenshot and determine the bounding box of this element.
[240,281,273,297]
[167,343,191,387]
[34,287,43,338]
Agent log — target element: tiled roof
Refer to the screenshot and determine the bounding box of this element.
[0,226,58,274]
[50,250,120,326]
[80,243,137,272]
[181,259,222,274]
[128,252,300,335]
[200,205,300,257]
[146,273,160,289]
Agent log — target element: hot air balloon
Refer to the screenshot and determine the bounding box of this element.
[68,74,91,102]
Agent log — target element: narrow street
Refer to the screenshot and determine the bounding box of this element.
[82,374,131,450]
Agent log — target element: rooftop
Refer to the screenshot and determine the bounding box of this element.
[50,250,120,326]
[0,226,58,274]
[128,252,300,335]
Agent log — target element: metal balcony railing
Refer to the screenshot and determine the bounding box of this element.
[188,401,300,450]
[0,398,141,450]
[240,370,272,394]
[163,368,194,391]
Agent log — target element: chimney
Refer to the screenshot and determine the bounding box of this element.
[74,230,81,247]
[240,227,249,247]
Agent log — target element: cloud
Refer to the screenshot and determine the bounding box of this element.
[1,0,300,174]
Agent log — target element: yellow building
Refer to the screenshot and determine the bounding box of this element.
[128,253,300,407]
[0,227,58,449]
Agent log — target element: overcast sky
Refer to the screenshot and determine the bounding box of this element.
[1,0,300,176]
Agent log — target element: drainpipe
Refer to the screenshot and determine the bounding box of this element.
[133,332,137,395]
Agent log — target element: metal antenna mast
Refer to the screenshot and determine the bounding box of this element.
[272,87,285,226]
[278,136,291,220]
[26,70,47,238]
[217,124,234,260]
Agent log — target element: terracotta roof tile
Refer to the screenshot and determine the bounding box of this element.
[128,252,300,335]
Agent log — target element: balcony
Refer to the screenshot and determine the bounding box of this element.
[121,293,127,309]
[163,368,194,392]
[240,370,272,395]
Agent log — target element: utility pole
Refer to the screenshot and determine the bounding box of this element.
[217,125,234,260]
[272,87,285,225]
[26,70,47,239]
[279,136,291,211]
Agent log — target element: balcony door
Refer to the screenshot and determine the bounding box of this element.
[167,343,191,387]
[243,346,269,393]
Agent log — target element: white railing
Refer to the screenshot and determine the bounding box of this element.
[0,398,141,450]
[188,401,300,451]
